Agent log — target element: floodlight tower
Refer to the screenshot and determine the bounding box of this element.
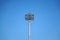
[25,13,34,40]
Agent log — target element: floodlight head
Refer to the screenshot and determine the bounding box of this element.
[25,13,34,21]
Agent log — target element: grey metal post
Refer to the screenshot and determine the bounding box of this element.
[28,20,30,40]
[25,13,34,40]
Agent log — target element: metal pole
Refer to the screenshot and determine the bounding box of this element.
[25,13,34,40]
[28,20,30,40]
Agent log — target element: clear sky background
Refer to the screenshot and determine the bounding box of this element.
[0,0,60,40]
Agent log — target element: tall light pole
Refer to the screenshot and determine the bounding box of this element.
[25,13,34,40]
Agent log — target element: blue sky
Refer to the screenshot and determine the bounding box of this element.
[0,0,60,40]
